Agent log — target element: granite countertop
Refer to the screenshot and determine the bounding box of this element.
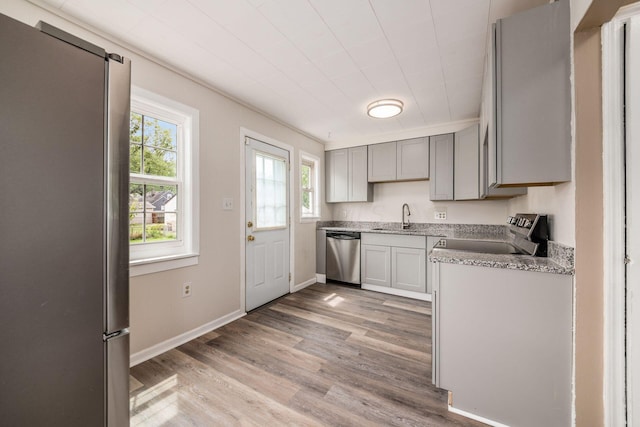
[318,221,508,241]
[428,246,574,275]
[317,221,575,276]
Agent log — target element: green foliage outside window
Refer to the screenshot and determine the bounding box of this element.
[301,163,312,214]
[129,112,179,244]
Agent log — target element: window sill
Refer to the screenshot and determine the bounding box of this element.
[130,253,199,277]
[300,216,320,224]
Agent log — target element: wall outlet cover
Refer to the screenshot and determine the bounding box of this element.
[434,210,447,220]
[181,282,192,298]
[222,198,233,210]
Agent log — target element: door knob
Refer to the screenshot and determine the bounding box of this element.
[247,235,255,241]
[247,221,253,228]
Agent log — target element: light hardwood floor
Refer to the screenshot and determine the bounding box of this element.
[129,282,485,426]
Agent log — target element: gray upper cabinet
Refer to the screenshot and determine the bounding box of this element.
[453,125,479,201]
[429,134,454,201]
[325,149,348,203]
[348,146,372,202]
[368,142,396,182]
[480,128,527,198]
[480,31,527,199]
[368,137,429,183]
[490,0,571,187]
[326,147,372,203]
[396,137,429,180]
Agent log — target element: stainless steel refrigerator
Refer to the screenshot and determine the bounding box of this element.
[0,13,131,426]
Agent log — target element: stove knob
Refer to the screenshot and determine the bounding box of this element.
[507,216,514,224]
[524,219,533,228]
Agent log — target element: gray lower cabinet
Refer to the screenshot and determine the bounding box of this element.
[361,244,391,287]
[316,229,326,277]
[490,0,571,187]
[432,262,572,427]
[391,247,425,292]
[429,134,454,201]
[425,236,440,294]
[361,233,427,298]
[326,147,372,203]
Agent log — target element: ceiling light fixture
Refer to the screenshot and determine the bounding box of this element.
[367,99,403,118]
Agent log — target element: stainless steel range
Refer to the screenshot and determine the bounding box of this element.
[434,213,549,256]
[507,213,549,256]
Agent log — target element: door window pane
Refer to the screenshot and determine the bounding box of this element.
[255,151,287,229]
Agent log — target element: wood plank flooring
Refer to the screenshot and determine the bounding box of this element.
[129,283,486,426]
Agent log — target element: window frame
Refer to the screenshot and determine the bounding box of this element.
[299,151,320,222]
[129,87,199,276]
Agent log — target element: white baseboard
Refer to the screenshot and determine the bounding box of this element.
[293,277,316,292]
[361,283,431,301]
[316,273,326,284]
[448,406,509,427]
[129,309,245,367]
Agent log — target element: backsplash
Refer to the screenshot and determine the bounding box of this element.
[330,181,509,225]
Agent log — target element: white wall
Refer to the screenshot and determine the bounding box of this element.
[0,0,330,356]
[508,182,576,245]
[331,180,509,225]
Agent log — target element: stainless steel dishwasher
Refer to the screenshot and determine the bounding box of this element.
[326,231,361,285]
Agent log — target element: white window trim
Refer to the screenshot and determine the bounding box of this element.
[299,151,321,223]
[129,86,199,277]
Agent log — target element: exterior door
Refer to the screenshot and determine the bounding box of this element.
[245,137,290,311]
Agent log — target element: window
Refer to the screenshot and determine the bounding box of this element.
[255,151,288,229]
[129,87,199,275]
[300,152,320,221]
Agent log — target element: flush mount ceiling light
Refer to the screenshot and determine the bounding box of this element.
[367,99,403,118]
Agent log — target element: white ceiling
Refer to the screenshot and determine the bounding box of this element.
[37,0,547,145]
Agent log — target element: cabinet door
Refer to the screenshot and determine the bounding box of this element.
[368,142,396,182]
[454,124,480,200]
[426,236,440,295]
[361,244,391,287]
[494,0,571,186]
[480,127,527,198]
[429,134,454,201]
[397,137,429,180]
[325,149,348,203]
[391,247,426,292]
[348,146,372,202]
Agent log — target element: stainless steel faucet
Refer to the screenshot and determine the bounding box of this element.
[402,203,411,229]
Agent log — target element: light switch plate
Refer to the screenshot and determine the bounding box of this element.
[222,198,233,210]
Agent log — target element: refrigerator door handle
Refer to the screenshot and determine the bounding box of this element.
[105,55,131,334]
[103,328,129,342]
[106,330,130,427]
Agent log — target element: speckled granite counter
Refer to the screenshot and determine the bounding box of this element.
[317,221,508,241]
[429,244,574,275]
[317,221,575,276]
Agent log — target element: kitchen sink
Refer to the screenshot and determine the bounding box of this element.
[435,239,524,255]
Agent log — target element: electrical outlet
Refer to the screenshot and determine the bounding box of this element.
[222,198,233,210]
[434,210,447,220]
[181,282,192,298]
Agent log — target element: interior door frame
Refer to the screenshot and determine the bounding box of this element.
[239,127,295,313]
[602,4,640,425]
